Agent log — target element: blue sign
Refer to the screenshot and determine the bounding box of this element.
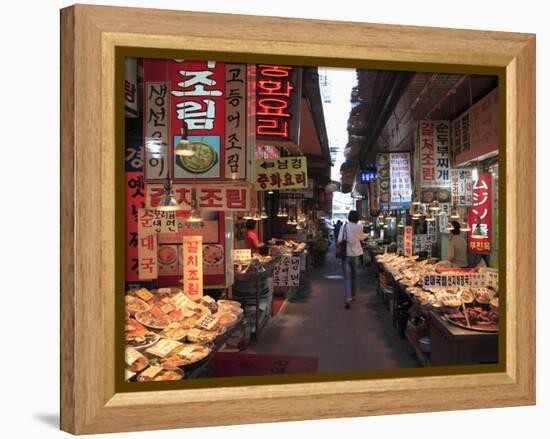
[360,171,377,184]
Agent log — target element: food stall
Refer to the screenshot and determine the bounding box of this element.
[375,253,499,366]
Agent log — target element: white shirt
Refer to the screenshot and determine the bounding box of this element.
[447,234,468,267]
[337,222,368,257]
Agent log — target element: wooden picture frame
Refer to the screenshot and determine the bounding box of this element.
[60,4,535,434]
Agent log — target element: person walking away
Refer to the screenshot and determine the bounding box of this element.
[337,211,368,309]
[445,221,469,267]
[243,219,264,256]
[333,220,343,247]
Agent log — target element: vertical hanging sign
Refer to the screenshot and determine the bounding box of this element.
[183,236,203,300]
[450,169,474,206]
[137,209,158,280]
[225,64,247,179]
[468,172,492,253]
[404,226,413,257]
[418,121,451,189]
[256,64,302,145]
[170,60,225,179]
[389,152,412,207]
[144,82,170,180]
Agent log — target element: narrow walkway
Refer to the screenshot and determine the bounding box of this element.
[247,245,417,372]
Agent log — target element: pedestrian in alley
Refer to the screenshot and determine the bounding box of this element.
[333,220,343,246]
[337,210,368,309]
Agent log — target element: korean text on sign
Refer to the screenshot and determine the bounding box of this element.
[468,172,492,254]
[183,236,203,300]
[146,183,251,211]
[137,208,158,280]
[255,156,308,191]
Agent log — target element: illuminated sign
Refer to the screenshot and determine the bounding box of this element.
[256,64,301,144]
[360,171,377,183]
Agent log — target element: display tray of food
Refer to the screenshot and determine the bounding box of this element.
[124,288,245,382]
[443,307,499,332]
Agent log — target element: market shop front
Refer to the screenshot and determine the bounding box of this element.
[122,58,501,384]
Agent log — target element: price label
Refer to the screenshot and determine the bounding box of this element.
[201,296,215,305]
[146,339,182,357]
[125,347,142,366]
[170,292,192,310]
[140,366,162,379]
[195,314,218,331]
[178,346,196,357]
[136,288,153,302]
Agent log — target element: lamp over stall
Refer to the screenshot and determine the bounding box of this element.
[174,120,195,157]
[155,177,182,211]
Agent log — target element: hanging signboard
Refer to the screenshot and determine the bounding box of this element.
[137,208,158,280]
[145,183,251,211]
[170,60,225,180]
[124,58,139,118]
[376,153,411,208]
[256,64,302,146]
[453,89,499,165]
[404,226,413,257]
[450,169,474,206]
[468,172,492,254]
[389,152,412,207]
[225,64,247,180]
[144,82,170,180]
[417,120,451,189]
[369,178,379,213]
[255,156,308,190]
[126,170,145,282]
[376,153,390,207]
[183,236,203,300]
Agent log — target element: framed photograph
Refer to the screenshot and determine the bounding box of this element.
[60,4,535,434]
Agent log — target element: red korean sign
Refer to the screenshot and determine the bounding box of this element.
[256,64,301,144]
[169,60,225,179]
[125,172,145,281]
[404,226,413,257]
[468,172,492,253]
[145,183,252,211]
[183,236,203,300]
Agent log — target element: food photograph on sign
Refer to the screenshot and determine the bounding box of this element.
[121,55,502,389]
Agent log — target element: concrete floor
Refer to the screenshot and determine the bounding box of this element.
[247,246,418,372]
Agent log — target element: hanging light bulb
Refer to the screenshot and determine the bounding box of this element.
[276,207,284,218]
[397,219,405,228]
[174,121,195,157]
[186,197,203,227]
[253,209,262,221]
[446,222,453,231]
[429,201,441,212]
[281,206,288,217]
[286,216,292,225]
[460,216,471,232]
[243,211,254,220]
[425,212,436,222]
[155,178,182,211]
[260,206,268,219]
[450,209,460,220]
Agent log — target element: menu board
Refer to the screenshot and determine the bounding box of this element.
[469,172,492,254]
[377,152,411,208]
[389,153,412,206]
[450,169,474,206]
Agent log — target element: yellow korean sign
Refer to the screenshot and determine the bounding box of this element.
[255,156,308,191]
[182,236,203,300]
